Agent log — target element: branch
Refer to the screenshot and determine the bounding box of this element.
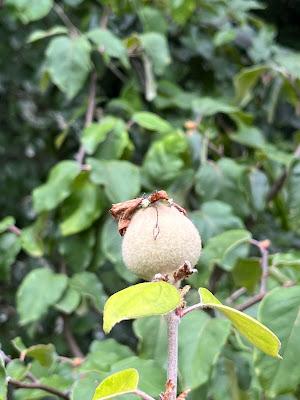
[53,3,79,37]
[236,293,264,311]
[8,225,22,236]
[165,312,180,400]
[75,71,97,166]
[8,378,70,400]
[134,389,156,400]
[62,315,84,358]
[266,169,288,202]
[234,239,270,311]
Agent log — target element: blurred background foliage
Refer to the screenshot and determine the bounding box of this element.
[1,0,300,399]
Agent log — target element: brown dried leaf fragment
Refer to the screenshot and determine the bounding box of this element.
[160,379,175,400]
[173,261,197,282]
[110,197,143,235]
[177,389,191,400]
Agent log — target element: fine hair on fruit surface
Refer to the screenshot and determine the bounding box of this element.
[122,201,202,281]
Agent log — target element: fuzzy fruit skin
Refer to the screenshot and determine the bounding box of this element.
[122,203,201,281]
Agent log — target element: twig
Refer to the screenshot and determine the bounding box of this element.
[53,3,79,36]
[8,225,22,236]
[235,239,270,311]
[134,389,156,400]
[226,287,246,305]
[250,239,269,295]
[62,316,84,358]
[8,378,70,400]
[166,312,180,400]
[236,293,264,311]
[75,71,97,166]
[100,5,110,28]
[266,169,288,202]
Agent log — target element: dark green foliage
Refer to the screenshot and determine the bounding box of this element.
[1,0,300,399]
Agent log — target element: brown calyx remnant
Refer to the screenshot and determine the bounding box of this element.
[110,190,186,236]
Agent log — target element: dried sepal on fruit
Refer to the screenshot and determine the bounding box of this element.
[110,191,202,281]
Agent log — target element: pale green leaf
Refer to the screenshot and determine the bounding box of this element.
[92,369,139,400]
[46,36,91,99]
[199,288,281,358]
[103,282,180,333]
[17,268,68,325]
[132,111,172,133]
[33,160,80,213]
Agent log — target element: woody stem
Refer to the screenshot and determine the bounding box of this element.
[166,311,180,399]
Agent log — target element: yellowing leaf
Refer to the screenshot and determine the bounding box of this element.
[103,282,180,333]
[199,288,281,358]
[92,369,138,400]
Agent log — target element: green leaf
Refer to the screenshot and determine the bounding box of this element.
[59,175,105,236]
[199,288,281,358]
[0,357,7,400]
[6,0,53,23]
[55,287,81,314]
[92,369,139,400]
[87,28,129,67]
[27,26,68,43]
[111,357,165,398]
[103,282,180,333]
[70,272,106,310]
[287,160,300,233]
[0,233,21,281]
[72,372,101,400]
[190,201,243,242]
[140,32,171,75]
[254,286,300,396]
[58,229,95,272]
[89,159,141,203]
[81,339,134,373]
[142,133,188,186]
[232,258,261,292]
[132,111,172,133]
[201,229,251,271]
[21,220,45,257]
[138,6,167,34]
[25,344,55,367]
[0,216,15,233]
[179,311,231,390]
[45,36,91,99]
[100,218,136,283]
[192,97,238,117]
[234,65,268,106]
[6,360,28,381]
[81,117,118,154]
[17,268,68,325]
[33,161,80,213]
